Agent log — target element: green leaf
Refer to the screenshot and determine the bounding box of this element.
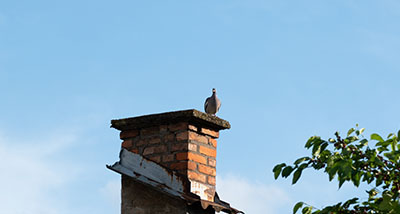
[391,140,397,151]
[338,177,346,189]
[273,163,286,179]
[320,142,329,153]
[292,168,303,184]
[294,157,309,165]
[359,139,368,146]
[302,206,312,214]
[371,133,384,142]
[282,166,294,178]
[312,141,324,157]
[359,128,365,135]
[352,171,361,187]
[305,137,317,149]
[347,128,355,136]
[376,176,383,187]
[293,202,304,214]
[299,163,308,170]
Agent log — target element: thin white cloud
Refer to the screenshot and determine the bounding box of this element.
[0,131,79,214]
[217,174,292,214]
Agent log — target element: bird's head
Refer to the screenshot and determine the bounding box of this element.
[212,88,216,93]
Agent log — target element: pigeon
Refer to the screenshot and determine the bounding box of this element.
[204,88,221,115]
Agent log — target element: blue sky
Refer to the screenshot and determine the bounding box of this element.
[1,1,400,213]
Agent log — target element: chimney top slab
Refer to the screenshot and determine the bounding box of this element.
[111,109,231,131]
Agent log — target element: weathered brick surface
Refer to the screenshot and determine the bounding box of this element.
[176,152,207,164]
[188,143,197,152]
[143,145,167,156]
[122,139,133,149]
[122,175,189,214]
[189,131,208,144]
[176,132,189,141]
[199,146,216,158]
[162,154,175,162]
[148,155,161,162]
[162,133,175,142]
[118,119,223,203]
[147,136,161,144]
[208,158,216,167]
[188,171,206,183]
[114,110,231,205]
[198,164,216,176]
[170,161,196,171]
[136,139,147,147]
[209,138,217,147]
[140,126,160,136]
[160,125,168,132]
[207,176,216,185]
[200,128,219,138]
[120,129,139,139]
[188,125,197,132]
[171,143,187,152]
[168,122,188,132]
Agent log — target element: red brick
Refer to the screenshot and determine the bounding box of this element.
[187,161,197,170]
[121,139,132,149]
[188,171,206,183]
[168,122,188,132]
[176,152,207,164]
[136,139,146,146]
[171,143,187,151]
[208,176,216,185]
[148,136,161,144]
[130,148,139,154]
[170,161,196,170]
[160,125,168,132]
[175,152,188,160]
[148,156,161,162]
[120,129,139,139]
[209,138,217,147]
[170,162,186,170]
[162,154,175,162]
[176,132,189,141]
[189,131,208,144]
[188,143,197,152]
[140,126,160,136]
[198,164,216,176]
[188,125,198,132]
[199,146,216,157]
[200,128,219,138]
[162,133,175,142]
[143,145,167,155]
[135,136,161,146]
[208,158,216,167]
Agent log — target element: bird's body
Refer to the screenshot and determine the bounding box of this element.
[204,88,221,115]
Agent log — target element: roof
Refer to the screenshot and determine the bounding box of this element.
[107,148,243,214]
[111,109,231,131]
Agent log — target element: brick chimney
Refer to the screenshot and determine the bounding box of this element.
[111,110,230,204]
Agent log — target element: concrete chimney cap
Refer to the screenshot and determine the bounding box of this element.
[111,109,231,131]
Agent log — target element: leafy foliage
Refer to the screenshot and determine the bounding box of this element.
[273,126,400,213]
